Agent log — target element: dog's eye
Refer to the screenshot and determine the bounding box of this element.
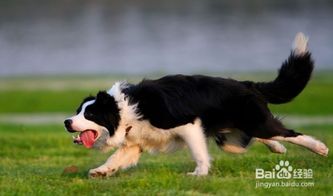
[84,112,94,118]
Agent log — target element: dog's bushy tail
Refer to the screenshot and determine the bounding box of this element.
[254,33,314,104]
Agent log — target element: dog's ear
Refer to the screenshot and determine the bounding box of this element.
[96,91,115,107]
[96,91,120,120]
[95,91,120,136]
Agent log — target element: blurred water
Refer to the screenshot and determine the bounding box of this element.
[0,0,333,76]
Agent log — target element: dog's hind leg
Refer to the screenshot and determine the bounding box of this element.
[215,129,252,154]
[253,118,328,156]
[271,134,329,156]
[256,138,287,154]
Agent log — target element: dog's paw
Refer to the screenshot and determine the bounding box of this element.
[315,141,329,157]
[89,170,107,178]
[88,166,117,178]
[187,166,209,176]
[88,167,109,178]
[268,141,287,154]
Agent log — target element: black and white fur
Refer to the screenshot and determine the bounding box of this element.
[64,33,328,177]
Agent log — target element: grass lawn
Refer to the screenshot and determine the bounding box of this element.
[0,124,332,195]
[0,73,332,195]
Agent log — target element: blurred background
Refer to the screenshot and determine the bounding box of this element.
[1,0,333,76]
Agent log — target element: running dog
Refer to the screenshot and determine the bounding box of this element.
[64,33,328,177]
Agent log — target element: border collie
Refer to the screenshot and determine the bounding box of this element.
[64,33,328,177]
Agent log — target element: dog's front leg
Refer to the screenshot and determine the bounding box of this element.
[89,145,142,178]
[177,119,210,176]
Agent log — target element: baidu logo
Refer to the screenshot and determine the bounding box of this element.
[255,160,312,179]
[255,160,315,188]
[275,160,293,179]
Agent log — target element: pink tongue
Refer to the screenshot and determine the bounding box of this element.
[80,130,95,148]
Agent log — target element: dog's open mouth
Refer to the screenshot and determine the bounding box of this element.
[73,129,99,148]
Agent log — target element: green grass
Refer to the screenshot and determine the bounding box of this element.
[0,90,92,113]
[0,73,332,195]
[269,82,333,115]
[0,123,332,195]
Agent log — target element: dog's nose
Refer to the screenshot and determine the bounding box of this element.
[64,119,76,132]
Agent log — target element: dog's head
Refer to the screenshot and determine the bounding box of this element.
[64,91,121,149]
